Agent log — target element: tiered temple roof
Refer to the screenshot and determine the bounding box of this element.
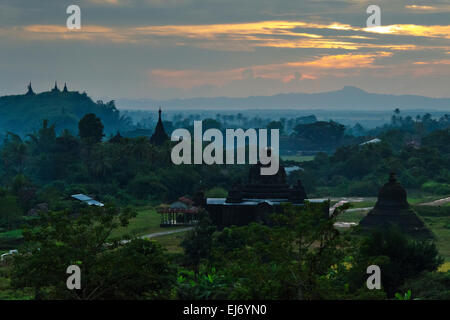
[225,154,307,204]
[202,156,318,227]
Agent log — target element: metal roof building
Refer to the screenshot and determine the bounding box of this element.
[71,194,104,207]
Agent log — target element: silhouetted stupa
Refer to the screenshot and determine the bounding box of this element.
[360,173,432,238]
[51,81,60,93]
[25,82,35,96]
[63,83,68,93]
[150,107,169,146]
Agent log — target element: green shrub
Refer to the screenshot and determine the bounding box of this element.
[205,187,228,198]
[349,227,443,297]
[347,180,380,197]
[414,205,450,217]
[127,175,168,200]
[400,271,450,300]
[421,181,450,195]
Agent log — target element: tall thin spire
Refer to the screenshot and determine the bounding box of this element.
[150,107,169,146]
[52,81,59,92]
[63,82,68,92]
[26,81,35,96]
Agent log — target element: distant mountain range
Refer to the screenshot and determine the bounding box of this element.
[117,86,450,110]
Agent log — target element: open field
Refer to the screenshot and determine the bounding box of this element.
[0,229,23,253]
[281,155,315,162]
[414,205,450,262]
[110,207,189,253]
[110,207,186,239]
[335,209,370,224]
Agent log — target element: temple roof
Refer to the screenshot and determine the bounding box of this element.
[225,156,307,204]
[150,107,169,146]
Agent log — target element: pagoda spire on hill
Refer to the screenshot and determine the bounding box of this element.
[25,82,35,96]
[51,81,59,92]
[150,107,169,146]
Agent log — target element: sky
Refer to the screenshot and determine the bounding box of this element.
[0,0,449,101]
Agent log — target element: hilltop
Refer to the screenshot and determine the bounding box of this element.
[0,83,132,137]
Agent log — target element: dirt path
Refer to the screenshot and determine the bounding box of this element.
[344,207,373,212]
[140,227,194,239]
[119,227,193,245]
[331,196,450,228]
[419,197,450,206]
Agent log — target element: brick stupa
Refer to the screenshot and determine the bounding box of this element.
[360,173,432,238]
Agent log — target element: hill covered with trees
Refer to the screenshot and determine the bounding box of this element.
[0,84,133,137]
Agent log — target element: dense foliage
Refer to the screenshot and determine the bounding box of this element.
[0,117,247,224]
[0,90,132,136]
[290,128,450,196]
[10,205,175,300]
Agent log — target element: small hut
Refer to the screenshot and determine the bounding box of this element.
[158,197,200,227]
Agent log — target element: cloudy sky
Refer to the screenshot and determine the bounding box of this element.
[1,0,449,101]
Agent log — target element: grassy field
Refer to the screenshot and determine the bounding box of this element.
[347,200,376,208]
[0,229,23,253]
[110,206,189,253]
[428,217,450,262]
[335,209,370,223]
[154,232,188,254]
[282,155,315,162]
[414,205,450,262]
[110,207,185,239]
